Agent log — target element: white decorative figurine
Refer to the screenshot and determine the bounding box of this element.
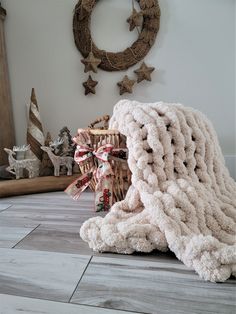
[41,141,74,176]
[13,144,30,160]
[4,148,39,179]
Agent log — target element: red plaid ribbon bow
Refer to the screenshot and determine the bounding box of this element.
[65,143,115,212]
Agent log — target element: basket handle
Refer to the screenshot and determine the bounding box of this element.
[88,115,110,130]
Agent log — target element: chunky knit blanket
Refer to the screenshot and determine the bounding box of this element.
[80,100,236,282]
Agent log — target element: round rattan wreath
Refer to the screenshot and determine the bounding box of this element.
[73,0,161,72]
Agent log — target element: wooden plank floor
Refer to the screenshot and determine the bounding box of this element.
[0,248,90,302]
[0,191,235,314]
[71,256,236,314]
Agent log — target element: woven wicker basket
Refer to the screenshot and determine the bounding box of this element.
[78,115,131,203]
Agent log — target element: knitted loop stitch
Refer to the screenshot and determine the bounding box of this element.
[80,100,236,282]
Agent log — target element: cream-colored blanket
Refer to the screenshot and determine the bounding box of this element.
[80,100,236,282]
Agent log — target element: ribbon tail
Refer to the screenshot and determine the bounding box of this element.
[95,175,113,212]
[65,171,93,200]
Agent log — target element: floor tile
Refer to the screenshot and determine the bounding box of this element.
[0,191,104,227]
[0,248,91,302]
[1,191,93,208]
[0,226,38,248]
[0,217,39,228]
[15,224,93,255]
[71,256,236,314]
[0,206,104,227]
[0,203,12,212]
[0,294,137,314]
[0,191,235,314]
[14,223,179,262]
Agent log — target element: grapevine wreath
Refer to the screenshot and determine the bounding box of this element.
[73,0,161,94]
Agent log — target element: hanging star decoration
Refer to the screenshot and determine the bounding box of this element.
[83,75,98,95]
[134,62,155,83]
[127,8,143,31]
[81,51,101,73]
[117,75,136,95]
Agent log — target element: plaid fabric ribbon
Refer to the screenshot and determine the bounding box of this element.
[65,144,114,212]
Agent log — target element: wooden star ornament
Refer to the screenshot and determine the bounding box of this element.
[83,75,98,95]
[134,62,155,83]
[81,51,101,73]
[117,75,136,95]
[127,8,143,31]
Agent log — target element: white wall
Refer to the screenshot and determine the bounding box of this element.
[2,0,236,157]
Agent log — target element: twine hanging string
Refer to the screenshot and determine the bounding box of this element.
[105,51,123,71]
[128,47,140,63]
[104,48,140,71]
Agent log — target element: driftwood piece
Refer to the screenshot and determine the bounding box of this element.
[0,175,79,198]
[0,4,15,165]
[0,165,14,179]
